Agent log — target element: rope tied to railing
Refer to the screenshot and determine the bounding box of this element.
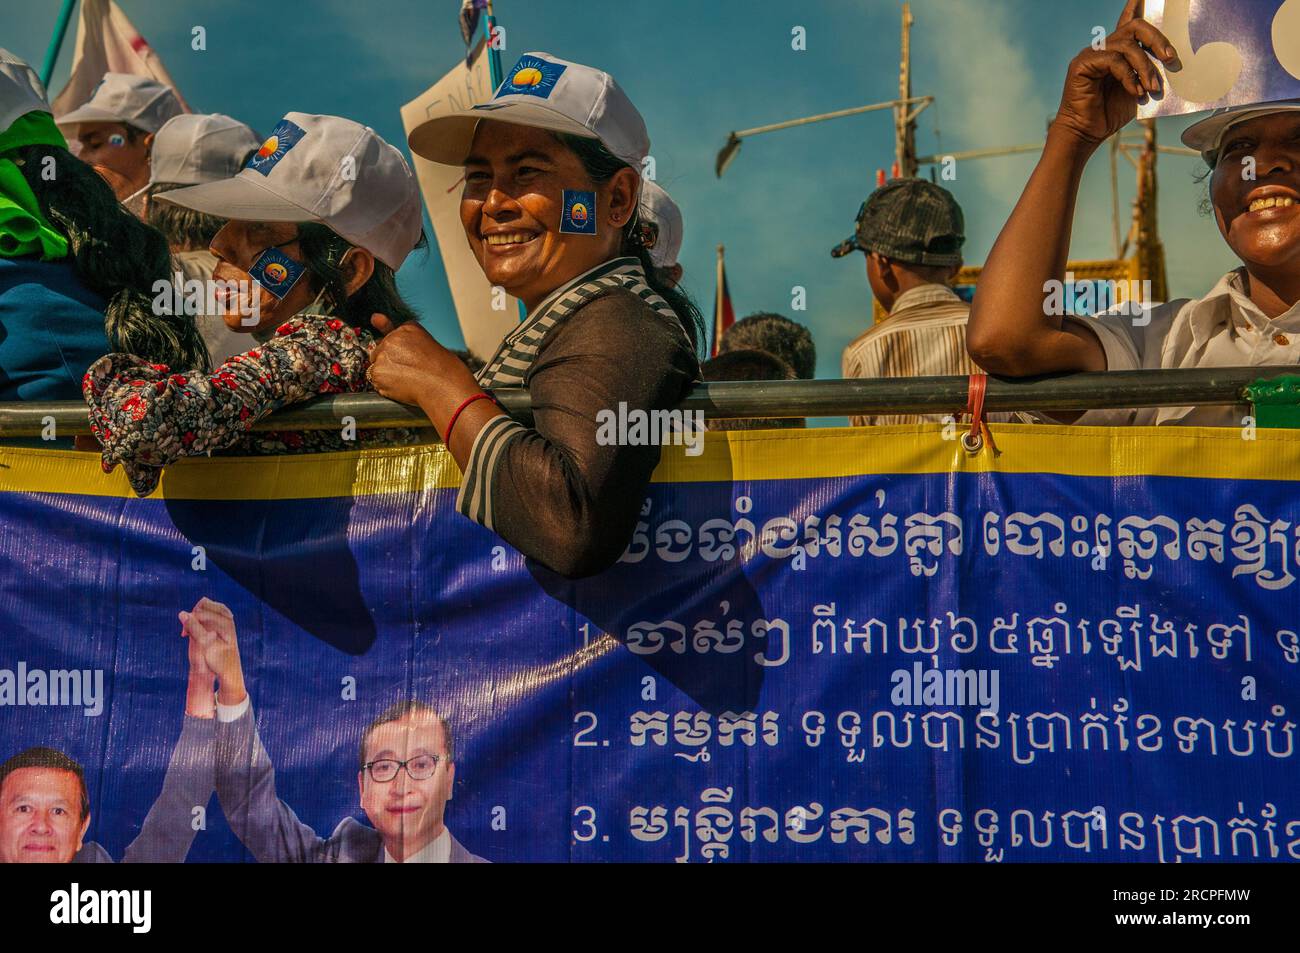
[962,373,1000,456]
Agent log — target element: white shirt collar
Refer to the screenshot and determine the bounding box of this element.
[890,282,962,314]
[384,827,450,863]
[1185,268,1300,348]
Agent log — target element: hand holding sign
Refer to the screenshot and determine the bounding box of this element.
[1053,0,1177,149]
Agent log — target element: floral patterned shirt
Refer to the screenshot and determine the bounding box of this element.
[82,314,420,496]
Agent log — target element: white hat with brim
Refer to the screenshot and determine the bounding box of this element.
[408,51,649,168]
[0,48,52,132]
[639,179,682,269]
[1182,100,1300,155]
[156,111,422,270]
[150,113,261,186]
[54,73,183,135]
[410,101,602,166]
[157,173,314,222]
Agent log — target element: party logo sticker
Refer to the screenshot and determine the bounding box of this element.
[248,245,306,298]
[560,189,597,235]
[493,54,567,99]
[246,119,307,176]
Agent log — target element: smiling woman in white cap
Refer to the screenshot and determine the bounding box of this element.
[969,0,1300,426]
[370,52,703,579]
[82,112,427,495]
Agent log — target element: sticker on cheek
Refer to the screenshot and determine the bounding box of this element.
[248,246,306,299]
[107,133,126,147]
[559,189,597,235]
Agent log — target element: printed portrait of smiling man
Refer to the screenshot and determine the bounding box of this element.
[0,747,92,863]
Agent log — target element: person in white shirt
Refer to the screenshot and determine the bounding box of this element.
[968,1,1300,426]
[180,598,486,863]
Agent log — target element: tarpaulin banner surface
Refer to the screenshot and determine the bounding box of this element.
[1,426,1297,863]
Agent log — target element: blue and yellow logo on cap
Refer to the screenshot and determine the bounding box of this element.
[246,119,307,177]
[494,55,566,100]
[559,189,597,235]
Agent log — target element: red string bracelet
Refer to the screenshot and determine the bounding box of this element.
[444,392,493,446]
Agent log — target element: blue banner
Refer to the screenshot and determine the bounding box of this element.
[0,427,1296,863]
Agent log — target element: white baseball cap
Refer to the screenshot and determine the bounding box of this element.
[155,112,422,270]
[0,48,51,132]
[56,72,183,134]
[149,113,261,186]
[1182,99,1300,157]
[408,52,650,168]
[639,180,682,269]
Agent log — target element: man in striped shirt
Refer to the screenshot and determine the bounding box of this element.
[835,179,979,427]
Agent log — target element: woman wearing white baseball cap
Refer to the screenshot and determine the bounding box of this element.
[82,112,427,495]
[370,52,704,579]
[969,0,1300,426]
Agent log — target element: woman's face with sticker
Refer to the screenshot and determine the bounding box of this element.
[460,121,637,310]
[75,122,152,199]
[209,220,316,332]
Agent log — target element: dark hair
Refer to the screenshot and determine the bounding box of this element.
[14,145,210,371]
[701,348,804,430]
[0,746,90,820]
[1194,163,1214,217]
[556,133,705,355]
[720,312,817,379]
[297,222,425,331]
[359,700,454,768]
[147,182,226,251]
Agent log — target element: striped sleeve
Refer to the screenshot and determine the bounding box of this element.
[455,412,529,530]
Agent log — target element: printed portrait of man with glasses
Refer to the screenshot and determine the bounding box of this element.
[178,598,487,863]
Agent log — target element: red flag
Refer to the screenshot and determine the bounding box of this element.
[51,0,191,122]
[711,245,735,357]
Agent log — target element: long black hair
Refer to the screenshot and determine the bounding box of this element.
[555,133,705,355]
[14,145,210,371]
[296,223,426,331]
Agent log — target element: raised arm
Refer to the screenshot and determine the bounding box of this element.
[82,316,370,495]
[966,0,1178,376]
[184,599,331,863]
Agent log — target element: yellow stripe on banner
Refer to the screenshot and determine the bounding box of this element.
[0,442,464,499]
[3,423,1300,499]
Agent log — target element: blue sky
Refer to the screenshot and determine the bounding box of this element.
[10,0,1239,379]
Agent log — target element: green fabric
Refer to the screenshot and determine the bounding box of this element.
[1246,375,1300,429]
[0,111,70,261]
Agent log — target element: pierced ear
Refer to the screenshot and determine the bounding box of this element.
[340,247,375,297]
[607,166,640,226]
